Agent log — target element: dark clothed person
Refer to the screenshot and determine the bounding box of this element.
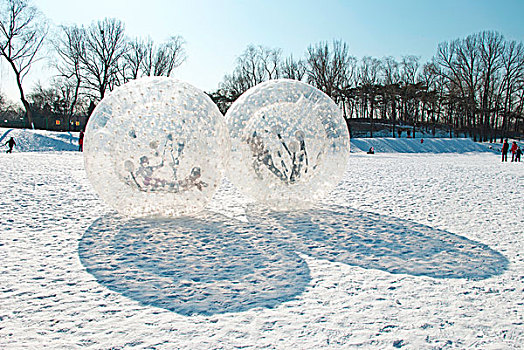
[5,137,15,153]
[501,140,509,162]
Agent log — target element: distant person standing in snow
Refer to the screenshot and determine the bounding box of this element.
[501,139,509,162]
[515,146,522,162]
[4,137,16,153]
[78,131,84,152]
[510,141,518,162]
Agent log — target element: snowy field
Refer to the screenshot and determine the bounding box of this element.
[0,139,523,348]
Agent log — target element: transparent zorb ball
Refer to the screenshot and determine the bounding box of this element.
[225,79,350,209]
[84,77,230,217]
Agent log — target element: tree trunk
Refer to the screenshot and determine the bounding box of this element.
[369,94,374,138]
[7,58,34,128]
[392,98,397,137]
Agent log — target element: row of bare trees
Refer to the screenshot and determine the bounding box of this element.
[0,0,186,129]
[49,18,185,128]
[212,34,524,141]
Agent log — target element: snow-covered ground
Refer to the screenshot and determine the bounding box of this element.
[0,130,522,349]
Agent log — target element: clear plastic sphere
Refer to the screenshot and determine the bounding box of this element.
[84,77,229,217]
[225,79,350,209]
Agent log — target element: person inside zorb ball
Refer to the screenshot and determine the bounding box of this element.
[225,79,350,209]
[83,77,229,217]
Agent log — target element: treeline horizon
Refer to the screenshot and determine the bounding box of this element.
[1,0,523,140]
[212,32,524,141]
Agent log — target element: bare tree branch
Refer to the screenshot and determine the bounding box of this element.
[0,0,48,127]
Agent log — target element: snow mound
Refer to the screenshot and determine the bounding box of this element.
[0,128,79,152]
[351,137,499,154]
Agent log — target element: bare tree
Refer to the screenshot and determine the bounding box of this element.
[280,54,306,81]
[381,57,400,136]
[0,91,22,124]
[399,55,421,129]
[382,56,400,85]
[258,45,281,81]
[235,45,262,87]
[121,37,151,82]
[418,62,444,135]
[457,36,482,136]
[498,40,524,140]
[28,82,60,112]
[357,56,382,85]
[0,0,48,128]
[434,40,461,90]
[213,72,251,114]
[357,56,382,136]
[232,45,282,87]
[121,35,186,81]
[146,36,186,77]
[306,40,355,98]
[219,71,251,99]
[54,24,85,121]
[80,18,127,101]
[476,31,504,140]
[215,44,283,112]
[400,55,420,85]
[434,35,482,138]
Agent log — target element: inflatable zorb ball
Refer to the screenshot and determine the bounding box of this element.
[225,79,350,209]
[84,77,229,217]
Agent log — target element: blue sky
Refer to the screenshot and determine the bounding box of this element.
[1,0,523,101]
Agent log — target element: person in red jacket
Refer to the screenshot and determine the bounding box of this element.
[501,139,509,162]
[510,141,518,162]
[79,131,84,152]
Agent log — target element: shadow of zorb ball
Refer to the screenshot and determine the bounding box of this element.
[225,79,350,209]
[84,77,229,217]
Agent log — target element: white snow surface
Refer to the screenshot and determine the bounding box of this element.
[0,129,523,349]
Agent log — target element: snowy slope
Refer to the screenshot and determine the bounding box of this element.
[0,127,507,154]
[0,128,79,152]
[350,137,500,154]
